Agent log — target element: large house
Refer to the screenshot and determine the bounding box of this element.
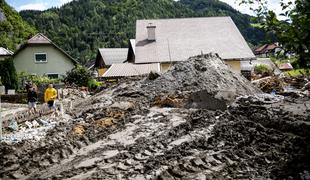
[126,17,256,74]
[0,47,13,60]
[13,33,77,78]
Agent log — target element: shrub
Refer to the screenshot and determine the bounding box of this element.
[87,79,103,90]
[0,58,18,90]
[254,64,272,77]
[18,72,61,89]
[64,65,91,87]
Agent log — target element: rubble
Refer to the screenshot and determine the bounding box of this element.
[0,54,309,179]
[252,75,310,98]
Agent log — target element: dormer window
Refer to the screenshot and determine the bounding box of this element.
[35,53,47,63]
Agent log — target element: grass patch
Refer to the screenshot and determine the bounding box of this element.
[285,69,310,77]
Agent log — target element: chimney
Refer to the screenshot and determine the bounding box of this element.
[147,23,156,41]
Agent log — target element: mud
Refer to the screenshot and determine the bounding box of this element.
[0,54,309,179]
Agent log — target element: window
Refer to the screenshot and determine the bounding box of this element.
[35,53,47,63]
[47,73,59,79]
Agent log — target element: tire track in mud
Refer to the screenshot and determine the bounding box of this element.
[25,108,218,179]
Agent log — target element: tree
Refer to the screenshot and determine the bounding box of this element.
[64,65,91,87]
[240,0,310,68]
[0,58,18,90]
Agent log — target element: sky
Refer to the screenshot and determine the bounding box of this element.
[6,0,285,16]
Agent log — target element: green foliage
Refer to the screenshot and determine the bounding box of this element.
[239,0,310,68]
[254,64,272,76]
[87,79,103,90]
[20,0,264,64]
[285,69,310,77]
[18,72,61,88]
[0,58,18,90]
[64,65,91,87]
[0,0,36,51]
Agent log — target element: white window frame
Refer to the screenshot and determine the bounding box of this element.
[34,53,47,63]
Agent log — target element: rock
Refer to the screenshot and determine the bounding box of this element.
[148,71,160,80]
[117,163,128,171]
[110,101,135,111]
[134,154,148,161]
[142,150,152,157]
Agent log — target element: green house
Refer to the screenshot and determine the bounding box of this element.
[13,33,77,78]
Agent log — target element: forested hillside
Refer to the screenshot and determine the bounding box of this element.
[20,0,264,64]
[0,0,36,51]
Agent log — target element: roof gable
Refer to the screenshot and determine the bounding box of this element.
[135,17,255,64]
[27,33,52,44]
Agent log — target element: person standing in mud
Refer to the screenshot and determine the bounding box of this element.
[25,80,32,92]
[27,87,38,114]
[44,84,58,114]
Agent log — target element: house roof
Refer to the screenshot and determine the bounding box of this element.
[14,33,78,65]
[254,43,279,54]
[254,44,268,53]
[103,63,160,77]
[278,63,293,70]
[135,17,255,64]
[96,48,128,67]
[0,47,13,56]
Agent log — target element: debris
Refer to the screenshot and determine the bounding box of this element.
[24,121,32,129]
[252,76,286,93]
[110,101,135,111]
[72,124,85,136]
[153,95,183,108]
[0,54,309,179]
[95,118,114,128]
[7,119,18,131]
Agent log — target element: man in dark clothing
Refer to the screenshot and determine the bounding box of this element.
[25,81,32,92]
[28,87,38,114]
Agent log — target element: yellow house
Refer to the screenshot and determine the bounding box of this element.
[128,17,256,74]
[13,33,77,78]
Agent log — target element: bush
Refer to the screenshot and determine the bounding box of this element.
[254,64,272,77]
[18,72,61,90]
[87,79,103,90]
[64,65,91,87]
[0,58,18,90]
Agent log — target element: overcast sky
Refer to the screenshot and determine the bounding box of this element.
[6,0,285,16]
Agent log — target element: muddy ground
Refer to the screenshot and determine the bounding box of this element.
[0,54,309,179]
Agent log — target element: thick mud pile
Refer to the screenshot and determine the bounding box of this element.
[114,54,260,110]
[0,55,309,179]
